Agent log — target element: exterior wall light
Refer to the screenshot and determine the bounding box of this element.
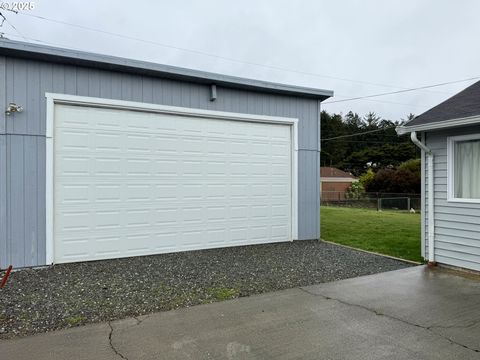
[5,103,24,115]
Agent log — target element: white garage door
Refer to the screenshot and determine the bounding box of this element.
[53,103,293,263]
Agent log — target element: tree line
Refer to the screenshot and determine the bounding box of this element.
[321,111,420,194]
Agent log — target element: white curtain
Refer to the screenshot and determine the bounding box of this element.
[455,140,480,198]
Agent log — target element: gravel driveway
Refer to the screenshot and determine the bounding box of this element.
[0,240,413,339]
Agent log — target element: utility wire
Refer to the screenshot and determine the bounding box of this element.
[2,13,28,41]
[323,76,480,104]
[0,30,442,111]
[322,140,411,143]
[1,31,450,114]
[4,12,477,108]
[13,11,452,96]
[0,31,84,49]
[321,127,396,141]
[331,95,426,108]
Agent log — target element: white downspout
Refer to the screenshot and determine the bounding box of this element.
[410,131,435,265]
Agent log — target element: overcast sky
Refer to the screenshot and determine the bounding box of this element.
[3,0,480,121]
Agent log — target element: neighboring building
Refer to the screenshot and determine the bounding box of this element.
[320,167,358,201]
[397,80,480,272]
[0,39,333,269]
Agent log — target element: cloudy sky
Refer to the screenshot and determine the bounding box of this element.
[3,0,480,121]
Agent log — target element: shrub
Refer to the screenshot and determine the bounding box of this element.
[359,168,375,189]
[366,165,420,194]
[346,181,365,199]
[398,158,420,175]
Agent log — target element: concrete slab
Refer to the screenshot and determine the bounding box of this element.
[303,266,480,354]
[0,323,116,360]
[1,266,480,359]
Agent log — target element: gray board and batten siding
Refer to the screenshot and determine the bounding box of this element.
[0,39,332,268]
[423,125,480,272]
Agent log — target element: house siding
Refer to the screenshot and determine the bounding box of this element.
[424,125,480,271]
[0,56,322,268]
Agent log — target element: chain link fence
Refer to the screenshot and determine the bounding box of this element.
[321,191,421,211]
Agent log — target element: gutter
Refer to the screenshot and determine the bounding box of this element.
[409,131,436,265]
[396,115,480,135]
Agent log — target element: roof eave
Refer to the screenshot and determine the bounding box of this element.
[0,39,334,100]
[396,114,480,135]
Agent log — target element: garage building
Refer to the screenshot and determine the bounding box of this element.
[0,39,332,268]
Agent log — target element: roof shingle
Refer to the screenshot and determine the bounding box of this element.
[404,80,480,128]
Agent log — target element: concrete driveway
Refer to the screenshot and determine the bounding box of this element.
[1,266,479,359]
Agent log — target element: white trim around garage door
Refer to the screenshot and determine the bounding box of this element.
[45,93,299,265]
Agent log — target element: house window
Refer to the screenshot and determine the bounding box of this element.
[448,134,480,201]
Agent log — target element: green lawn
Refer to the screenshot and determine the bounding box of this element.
[320,206,422,263]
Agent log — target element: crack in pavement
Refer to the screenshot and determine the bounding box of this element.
[108,321,128,360]
[428,319,480,330]
[299,287,480,354]
[132,314,151,326]
[133,317,142,326]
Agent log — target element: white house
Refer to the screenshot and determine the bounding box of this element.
[397,80,480,272]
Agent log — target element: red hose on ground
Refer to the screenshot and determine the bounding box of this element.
[0,265,13,288]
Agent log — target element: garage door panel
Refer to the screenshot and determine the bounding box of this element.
[96,184,122,203]
[154,232,177,251]
[57,183,90,204]
[250,205,269,218]
[56,129,90,151]
[125,184,151,202]
[207,139,227,154]
[53,104,292,263]
[95,210,122,229]
[206,228,228,245]
[205,206,227,221]
[272,224,289,238]
[126,134,151,153]
[94,131,123,152]
[155,208,178,225]
[57,156,90,177]
[155,183,179,200]
[56,211,90,232]
[153,134,178,153]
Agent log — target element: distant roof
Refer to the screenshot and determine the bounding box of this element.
[397,80,480,134]
[320,167,356,179]
[0,39,333,100]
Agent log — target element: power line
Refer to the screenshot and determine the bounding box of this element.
[322,140,411,143]
[323,76,480,104]
[12,11,452,96]
[4,12,476,109]
[1,12,27,41]
[0,32,107,62]
[0,31,84,49]
[0,30,443,111]
[321,127,396,141]
[8,18,425,113]
[1,18,413,145]
[329,95,426,108]
[0,30,454,113]
[0,34,413,140]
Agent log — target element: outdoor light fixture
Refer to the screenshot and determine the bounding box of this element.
[5,102,23,115]
[210,84,217,101]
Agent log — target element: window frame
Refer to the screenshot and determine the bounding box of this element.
[447,133,480,203]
